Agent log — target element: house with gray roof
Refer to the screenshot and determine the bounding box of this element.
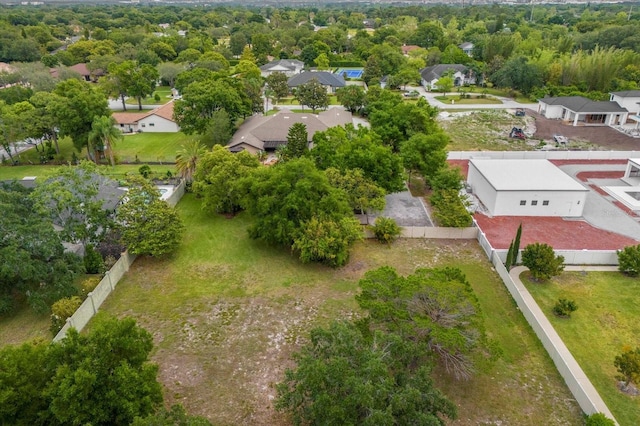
[459,42,474,57]
[420,64,474,90]
[259,59,304,78]
[610,90,640,117]
[537,96,629,127]
[288,71,346,94]
[227,108,353,154]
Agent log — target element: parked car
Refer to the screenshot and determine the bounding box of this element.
[514,108,526,117]
[403,90,420,98]
[553,134,569,144]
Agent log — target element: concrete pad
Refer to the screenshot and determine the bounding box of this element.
[369,191,433,227]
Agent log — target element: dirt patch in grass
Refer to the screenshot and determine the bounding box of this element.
[440,110,538,151]
[96,197,582,425]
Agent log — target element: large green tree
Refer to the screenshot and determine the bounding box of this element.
[294,78,328,113]
[336,85,366,113]
[174,78,247,134]
[116,177,184,257]
[0,182,82,313]
[240,158,361,265]
[280,122,308,161]
[192,145,261,215]
[400,132,449,186]
[51,79,111,156]
[311,124,405,193]
[357,266,485,380]
[0,317,163,425]
[276,321,457,425]
[265,71,290,104]
[325,167,386,214]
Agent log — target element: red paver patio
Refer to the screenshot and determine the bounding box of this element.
[549,159,627,166]
[474,213,639,250]
[447,159,469,178]
[576,170,624,182]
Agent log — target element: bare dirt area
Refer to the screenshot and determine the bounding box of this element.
[529,111,639,150]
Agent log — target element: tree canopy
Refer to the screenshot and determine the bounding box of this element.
[0,316,163,425]
[116,177,185,257]
[0,181,82,314]
[240,158,361,266]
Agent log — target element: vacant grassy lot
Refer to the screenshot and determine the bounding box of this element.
[3,131,188,170]
[435,95,503,104]
[125,86,173,106]
[0,164,175,182]
[117,132,193,163]
[440,110,538,151]
[523,271,640,426]
[95,194,581,426]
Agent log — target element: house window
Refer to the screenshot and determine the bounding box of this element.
[141,123,146,128]
[149,123,155,127]
[531,200,538,206]
[520,200,526,206]
[543,200,549,206]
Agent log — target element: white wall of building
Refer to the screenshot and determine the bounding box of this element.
[493,190,586,216]
[137,115,179,132]
[538,103,564,119]
[468,161,587,217]
[611,95,640,115]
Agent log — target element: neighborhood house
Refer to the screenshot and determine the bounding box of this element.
[537,95,629,127]
[467,159,588,217]
[111,101,179,133]
[227,108,353,154]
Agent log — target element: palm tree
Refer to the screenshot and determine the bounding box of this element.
[88,116,122,166]
[176,139,206,182]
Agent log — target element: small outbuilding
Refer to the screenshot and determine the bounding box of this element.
[467,159,588,217]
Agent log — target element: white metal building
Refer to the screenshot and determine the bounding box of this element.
[468,159,588,217]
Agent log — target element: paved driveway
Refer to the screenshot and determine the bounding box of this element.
[369,191,433,227]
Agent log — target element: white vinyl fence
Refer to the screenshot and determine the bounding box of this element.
[53,251,137,342]
[494,262,618,424]
[448,150,640,161]
[53,180,186,342]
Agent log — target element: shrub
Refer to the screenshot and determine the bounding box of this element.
[81,276,101,298]
[552,298,577,318]
[617,244,640,276]
[139,164,152,178]
[84,244,105,275]
[50,296,82,335]
[521,243,564,281]
[370,217,402,244]
[430,189,472,228]
[585,413,615,426]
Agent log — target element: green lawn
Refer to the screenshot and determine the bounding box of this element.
[89,194,581,425]
[277,95,341,106]
[4,132,191,169]
[0,164,176,183]
[116,132,193,163]
[523,271,640,426]
[125,86,173,106]
[435,95,503,104]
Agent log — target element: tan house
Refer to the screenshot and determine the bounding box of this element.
[227,108,353,154]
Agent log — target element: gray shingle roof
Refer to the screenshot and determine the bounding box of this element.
[259,59,304,72]
[610,90,640,98]
[420,64,468,82]
[540,96,628,113]
[287,71,345,88]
